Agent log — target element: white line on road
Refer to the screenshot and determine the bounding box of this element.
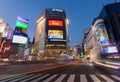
[0,74,26,82]
[67,74,75,82]
[0,74,14,79]
[55,74,66,82]
[9,74,34,82]
[90,74,101,82]
[19,74,42,82]
[80,74,87,82]
[110,75,120,81]
[42,74,58,82]
[30,74,50,82]
[100,75,115,82]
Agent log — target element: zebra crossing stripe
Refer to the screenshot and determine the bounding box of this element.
[90,74,101,82]
[0,74,119,82]
[100,75,115,82]
[110,75,120,81]
[67,74,75,82]
[9,74,34,82]
[19,74,42,82]
[30,74,50,82]
[0,74,26,82]
[42,74,58,82]
[55,74,66,82]
[80,74,87,82]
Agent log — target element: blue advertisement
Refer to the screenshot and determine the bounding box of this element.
[97,23,110,45]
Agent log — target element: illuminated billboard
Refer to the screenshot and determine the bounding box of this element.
[12,35,28,44]
[104,46,118,54]
[17,16,29,24]
[97,23,110,45]
[14,30,28,37]
[0,22,5,33]
[48,30,63,39]
[48,20,63,27]
[6,28,13,40]
[16,21,28,29]
[16,16,29,29]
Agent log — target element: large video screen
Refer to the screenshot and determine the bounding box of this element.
[48,30,63,39]
[48,20,63,27]
[12,35,28,44]
[104,46,118,54]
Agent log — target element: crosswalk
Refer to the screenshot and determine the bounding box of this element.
[0,73,119,82]
[0,74,14,80]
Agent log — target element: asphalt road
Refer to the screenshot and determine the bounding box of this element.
[0,62,120,82]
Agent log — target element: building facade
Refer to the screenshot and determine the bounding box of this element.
[35,8,69,57]
[99,2,120,49]
[84,2,120,62]
[0,18,9,58]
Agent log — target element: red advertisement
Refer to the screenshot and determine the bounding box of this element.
[48,20,63,27]
[1,40,12,58]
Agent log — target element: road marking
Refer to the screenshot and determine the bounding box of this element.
[80,74,87,82]
[110,75,120,81]
[1,74,119,82]
[100,75,115,82]
[30,74,50,82]
[42,74,58,82]
[55,74,66,82]
[9,74,34,82]
[90,74,101,82]
[0,74,14,79]
[0,74,26,82]
[0,64,70,81]
[19,74,42,82]
[67,74,75,82]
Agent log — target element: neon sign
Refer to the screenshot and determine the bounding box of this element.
[16,16,29,29]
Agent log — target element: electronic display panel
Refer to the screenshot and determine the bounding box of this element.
[0,23,5,33]
[97,23,110,45]
[6,28,13,40]
[48,20,63,27]
[104,46,118,54]
[16,21,28,29]
[12,35,28,44]
[48,30,63,39]
[16,16,29,29]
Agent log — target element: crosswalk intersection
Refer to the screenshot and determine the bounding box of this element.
[0,73,119,82]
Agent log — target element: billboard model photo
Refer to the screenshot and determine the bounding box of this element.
[48,30,63,39]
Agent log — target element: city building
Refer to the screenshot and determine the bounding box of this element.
[84,2,120,62]
[34,8,69,58]
[72,43,81,59]
[79,43,84,58]
[0,18,10,58]
[98,2,120,58]
[10,16,29,60]
[82,28,91,54]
